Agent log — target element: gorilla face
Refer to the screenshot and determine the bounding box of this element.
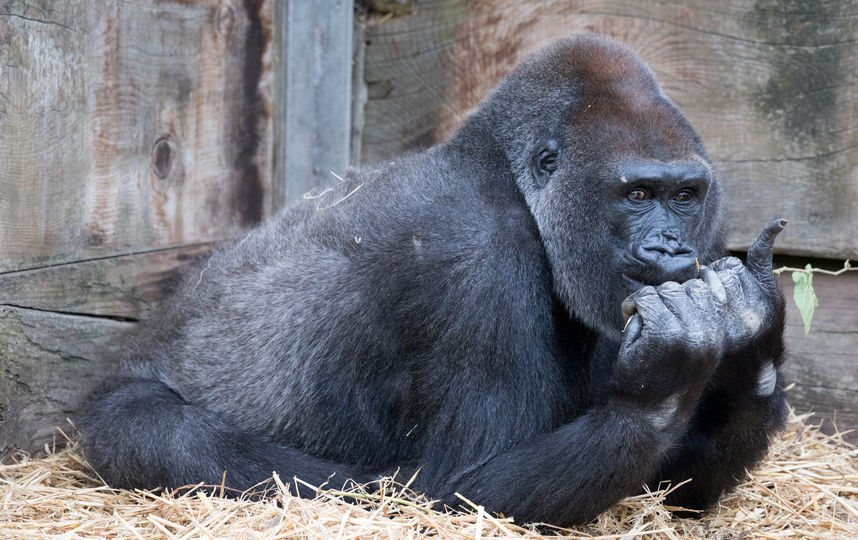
[489,37,724,336]
[610,159,712,292]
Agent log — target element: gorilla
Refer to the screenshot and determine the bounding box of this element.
[79,34,788,526]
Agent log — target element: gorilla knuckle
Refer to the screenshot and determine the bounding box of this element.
[657,281,685,296]
[684,280,711,302]
[635,285,659,298]
[712,256,742,271]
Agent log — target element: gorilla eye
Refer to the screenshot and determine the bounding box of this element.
[627,189,648,201]
[537,150,558,173]
[673,190,694,202]
[531,139,560,187]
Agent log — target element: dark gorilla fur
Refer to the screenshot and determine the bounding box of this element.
[79,34,788,526]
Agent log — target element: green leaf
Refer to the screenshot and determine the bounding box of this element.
[792,264,819,336]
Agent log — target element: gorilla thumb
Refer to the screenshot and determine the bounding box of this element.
[746,218,788,286]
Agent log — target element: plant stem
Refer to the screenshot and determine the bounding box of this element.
[773,260,854,276]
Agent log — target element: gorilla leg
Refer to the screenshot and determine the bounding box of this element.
[78,378,373,496]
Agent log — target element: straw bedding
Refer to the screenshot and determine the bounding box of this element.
[1,409,855,539]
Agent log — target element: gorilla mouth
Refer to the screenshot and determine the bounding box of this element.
[623,248,699,291]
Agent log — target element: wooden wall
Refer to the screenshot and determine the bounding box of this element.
[357,1,858,439]
[1,0,855,453]
[0,0,275,453]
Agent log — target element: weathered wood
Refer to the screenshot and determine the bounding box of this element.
[0,306,136,454]
[272,0,354,208]
[351,11,368,166]
[358,0,858,435]
[779,271,858,444]
[359,0,858,259]
[0,245,213,320]
[0,0,274,273]
[0,0,274,453]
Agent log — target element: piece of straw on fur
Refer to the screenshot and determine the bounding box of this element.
[1,408,855,539]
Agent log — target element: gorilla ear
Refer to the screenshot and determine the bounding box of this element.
[531,139,560,187]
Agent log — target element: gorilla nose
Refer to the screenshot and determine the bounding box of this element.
[661,229,680,242]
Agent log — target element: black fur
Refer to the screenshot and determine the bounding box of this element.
[79,34,787,526]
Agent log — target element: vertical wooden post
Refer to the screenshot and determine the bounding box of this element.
[273,0,355,211]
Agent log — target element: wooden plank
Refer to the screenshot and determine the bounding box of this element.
[359,0,858,259]
[0,0,273,454]
[779,271,858,443]
[0,245,214,453]
[0,0,274,273]
[0,306,136,454]
[272,0,354,209]
[0,244,212,320]
[351,10,368,166]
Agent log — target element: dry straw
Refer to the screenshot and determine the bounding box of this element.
[1,409,855,539]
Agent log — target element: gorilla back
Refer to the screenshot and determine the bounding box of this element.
[79,34,788,526]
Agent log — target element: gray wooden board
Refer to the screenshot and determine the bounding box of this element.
[0,245,216,452]
[273,0,355,208]
[0,0,274,454]
[0,244,213,320]
[0,0,274,273]
[779,271,858,444]
[359,0,858,259]
[0,306,136,454]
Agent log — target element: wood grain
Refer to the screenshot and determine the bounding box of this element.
[360,0,858,259]
[272,0,355,208]
[0,244,213,320]
[0,0,274,274]
[779,271,858,443]
[0,306,136,454]
[0,0,273,452]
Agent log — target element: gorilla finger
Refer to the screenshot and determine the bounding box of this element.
[657,282,698,321]
[709,256,742,272]
[715,265,745,300]
[683,278,713,311]
[623,314,643,344]
[757,362,778,397]
[621,296,637,326]
[701,267,727,304]
[746,218,788,287]
[633,291,680,331]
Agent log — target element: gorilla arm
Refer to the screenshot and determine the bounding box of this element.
[438,405,673,525]
[650,219,789,511]
[433,270,728,525]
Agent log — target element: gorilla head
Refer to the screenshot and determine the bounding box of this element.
[484,35,725,335]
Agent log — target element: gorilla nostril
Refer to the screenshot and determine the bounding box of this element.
[661,229,680,241]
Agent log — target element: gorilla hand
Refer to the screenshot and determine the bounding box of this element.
[704,218,787,351]
[702,218,788,396]
[643,220,789,511]
[615,280,726,425]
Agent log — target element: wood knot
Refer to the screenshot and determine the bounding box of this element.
[150,135,176,180]
[215,4,235,37]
